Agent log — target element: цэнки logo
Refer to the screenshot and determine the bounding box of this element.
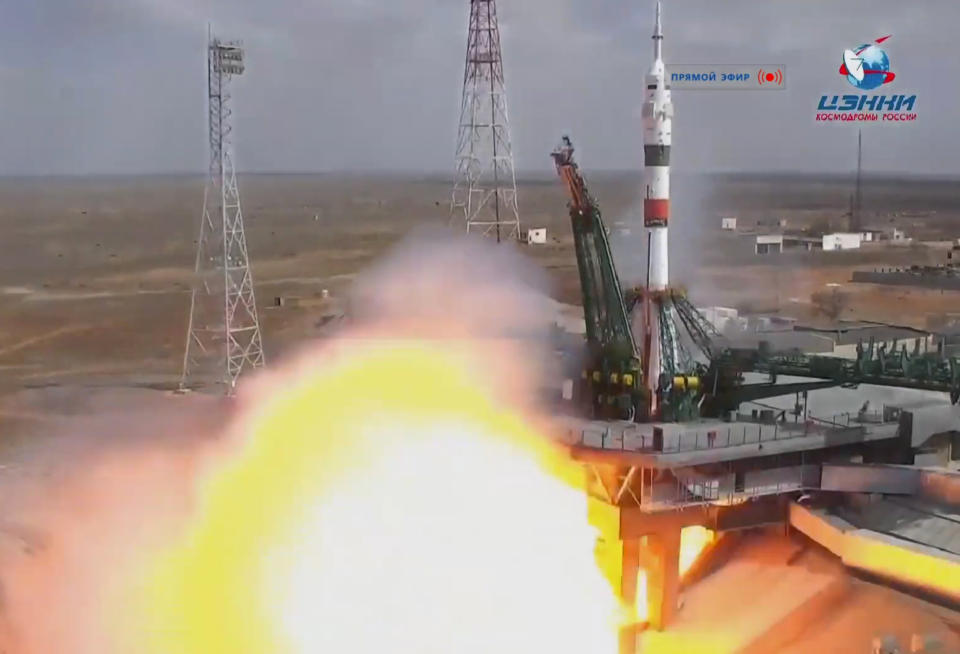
[817,33,915,122]
[840,35,895,90]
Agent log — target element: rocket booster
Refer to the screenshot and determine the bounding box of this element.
[642,0,673,292]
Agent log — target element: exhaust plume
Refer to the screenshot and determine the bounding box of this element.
[0,232,621,654]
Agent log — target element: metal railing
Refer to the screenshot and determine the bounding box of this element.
[631,472,814,513]
[571,409,889,455]
[637,463,823,511]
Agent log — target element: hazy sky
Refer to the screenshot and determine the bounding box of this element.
[2,0,957,176]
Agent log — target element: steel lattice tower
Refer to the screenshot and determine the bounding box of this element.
[180,33,265,393]
[451,0,521,242]
[852,129,863,232]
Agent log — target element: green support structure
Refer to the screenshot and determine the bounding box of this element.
[752,341,960,404]
[551,137,648,420]
[551,134,960,424]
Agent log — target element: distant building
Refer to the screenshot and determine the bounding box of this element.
[721,217,737,231]
[862,227,909,244]
[527,228,547,245]
[701,306,741,332]
[701,307,803,336]
[863,228,916,242]
[756,217,787,229]
[755,234,783,255]
[822,232,863,251]
[783,235,822,251]
[749,315,798,332]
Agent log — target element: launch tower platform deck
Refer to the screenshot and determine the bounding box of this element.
[557,412,901,469]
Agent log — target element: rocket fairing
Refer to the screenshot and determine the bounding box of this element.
[642,0,673,292]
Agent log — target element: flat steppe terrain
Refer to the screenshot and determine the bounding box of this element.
[0,172,957,397]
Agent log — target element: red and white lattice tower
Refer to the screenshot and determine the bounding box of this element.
[451,0,521,242]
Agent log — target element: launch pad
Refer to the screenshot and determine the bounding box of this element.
[547,3,960,648]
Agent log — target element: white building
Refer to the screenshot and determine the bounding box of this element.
[721,217,737,231]
[822,232,863,251]
[526,228,547,245]
[755,234,783,255]
[701,306,741,332]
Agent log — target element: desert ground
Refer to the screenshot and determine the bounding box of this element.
[0,172,957,397]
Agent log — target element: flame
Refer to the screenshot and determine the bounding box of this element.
[637,571,650,622]
[679,526,714,577]
[635,526,714,623]
[123,339,620,654]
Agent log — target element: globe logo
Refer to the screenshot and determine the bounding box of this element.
[839,35,896,90]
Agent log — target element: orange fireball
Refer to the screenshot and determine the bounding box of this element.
[125,340,621,654]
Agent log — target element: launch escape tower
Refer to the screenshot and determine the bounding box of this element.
[180,32,265,393]
[451,0,522,242]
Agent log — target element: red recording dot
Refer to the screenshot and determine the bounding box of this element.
[765,73,775,82]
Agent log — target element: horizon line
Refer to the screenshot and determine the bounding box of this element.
[2,169,959,182]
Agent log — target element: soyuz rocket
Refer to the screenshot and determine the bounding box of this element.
[640,0,675,407]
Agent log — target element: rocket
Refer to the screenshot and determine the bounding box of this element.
[643,0,671,289]
[641,0,674,407]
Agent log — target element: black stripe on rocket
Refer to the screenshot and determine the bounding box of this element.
[644,145,670,167]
